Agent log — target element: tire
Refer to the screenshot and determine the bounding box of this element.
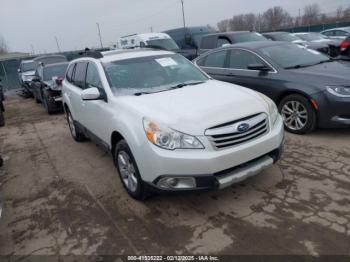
[114,140,147,200]
[42,90,56,115]
[0,110,4,127]
[66,109,86,142]
[278,94,317,134]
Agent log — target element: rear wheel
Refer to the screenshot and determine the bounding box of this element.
[114,140,147,200]
[279,94,316,134]
[66,109,86,142]
[0,110,4,127]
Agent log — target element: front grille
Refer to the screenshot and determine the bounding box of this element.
[205,113,269,149]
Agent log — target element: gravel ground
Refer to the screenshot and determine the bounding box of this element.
[0,93,349,256]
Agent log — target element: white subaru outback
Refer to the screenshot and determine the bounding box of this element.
[62,49,284,199]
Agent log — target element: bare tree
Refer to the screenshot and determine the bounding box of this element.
[261,6,293,31]
[302,3,321,25]
[344,6,350,19]
[336,6,344,19]
[0,35,8,54]
[217,19,230,32]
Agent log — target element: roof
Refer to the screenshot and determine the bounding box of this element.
[204,31,255,37]
[33,54,67,61]
[42,61,69,68]
[73,49,175,64]
[223,40,289,50]
[262,32,288,35]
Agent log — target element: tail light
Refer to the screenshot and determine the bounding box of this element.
[55,76,64,86]
[340,39,350,50]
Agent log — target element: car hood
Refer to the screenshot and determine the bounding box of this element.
[22,70,35,76]
[288,61,350,86]
[117,80,268,135]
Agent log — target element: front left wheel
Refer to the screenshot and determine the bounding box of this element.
[114,140,147,200]
[66,109,86,142]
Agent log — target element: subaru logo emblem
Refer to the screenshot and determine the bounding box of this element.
[237,123,250,133]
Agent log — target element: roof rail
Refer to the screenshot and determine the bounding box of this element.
[120,33,137,38]
[78,49,103,59]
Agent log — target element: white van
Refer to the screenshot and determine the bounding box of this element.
[116,33,180,51]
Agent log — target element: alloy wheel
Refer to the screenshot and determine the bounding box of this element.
[281,101,308,131]
[117,151,138,193]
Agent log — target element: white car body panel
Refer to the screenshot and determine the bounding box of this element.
[62,50,284,190]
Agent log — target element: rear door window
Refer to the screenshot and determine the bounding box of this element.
[72,62,88,89]
[202,50,228,68]
[228,49,265,70]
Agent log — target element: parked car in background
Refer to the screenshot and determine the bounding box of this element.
[27,55,68,95]
[198,31,268,56]
[321,27,350,40]
[293,32,342,57]
[17,60,36,93]
[339,35,350,58]
[163,26,216,59]
[115,33,179,50]
[0,78,4,127]
[194,41,350,134]
[262,32,330,55]
[62,49,284,199]
[31,62,68,114]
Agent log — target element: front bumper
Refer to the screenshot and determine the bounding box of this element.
[135,115,284,192]
[313,91,350,128]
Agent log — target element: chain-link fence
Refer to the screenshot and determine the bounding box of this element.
[282,21,350,33]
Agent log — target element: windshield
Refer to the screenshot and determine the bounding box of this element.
[297,33,327,41]
[43,64,68,81]
[233,32,267,43]
[273,33,301,42]
[104,54,209,96]
[21,61,35,72]
[146,39,179,50]
[260,44,330,69]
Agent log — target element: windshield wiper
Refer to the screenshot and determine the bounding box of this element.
[285,64,315,69]
[169,81,205,90]
[133,91,151,96]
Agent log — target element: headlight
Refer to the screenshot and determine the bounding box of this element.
[24,75,34,81]
[256,92,278,125]
[143,118,204,150]
[326,86,350,97]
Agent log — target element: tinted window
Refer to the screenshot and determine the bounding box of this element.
[43,64,68,81]
[86,63,102,89]
[217,37,231,47]
[203,50,227,68]
[323,31,334,37]
[229,49,264,69]
[335,30,350,36]
[260,44,329,69]
[200,36,216,49]
[73,62,88,89]
[66,63,75,82]
[21,61,35,72]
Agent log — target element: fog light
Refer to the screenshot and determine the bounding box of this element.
[157,177,196,189]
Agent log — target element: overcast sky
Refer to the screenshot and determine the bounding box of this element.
[0,0,349,53]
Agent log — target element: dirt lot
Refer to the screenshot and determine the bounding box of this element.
[0,93,349,256]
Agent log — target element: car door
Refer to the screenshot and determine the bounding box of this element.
[223,48,281,101]
[196,49,230,81]
[81,62,110,145]
[69,61,88,124]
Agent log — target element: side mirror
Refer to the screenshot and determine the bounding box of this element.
[81,87,101,100]
[247,64,271,72]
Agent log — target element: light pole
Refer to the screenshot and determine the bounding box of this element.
[54,36,61,53]
[30,44,35,55]
[96,22,103,48]
[180,0,186,30]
